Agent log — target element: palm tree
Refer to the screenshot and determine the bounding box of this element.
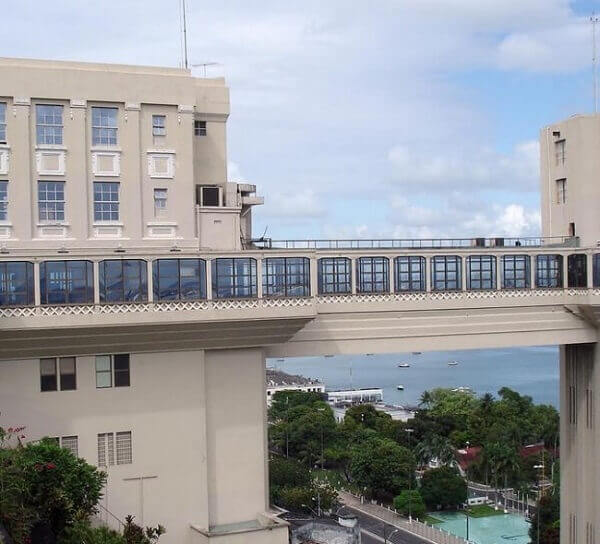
[419,390,433,409]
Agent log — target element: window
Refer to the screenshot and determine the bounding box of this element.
[60,436,78,457]
[93,182,119,222]
[263,257,310,297]
[98,431,132,466]
[153,259,206,301]
[95,354,130,388]
[92,107,118,146]
[431,256,462,291]
[211,258,257,298]
[39,260,93,304]
[99,260,147,303]
[395,256,425,292]
[40,357,76,391]
[196,185,220,207]
[38,181,65,222]
[467,256,496,290]
[36,105,63,145]
[502,255,530,289]
[0,103,5,143]
[318,258,351,294]
[555,139,566,165]
[0,181,7,221]
[568,254,587,288]
[153,188,167,217]
[536,255,563,288]
[40,358,57,391]
[593,254,600,287]
[556,179,566,204]
[0,261,34,306]
[152,114,166,136]
[356,257,389,293]
[194,120,207,136]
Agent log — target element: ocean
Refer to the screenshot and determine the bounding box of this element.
[267,346,560,408]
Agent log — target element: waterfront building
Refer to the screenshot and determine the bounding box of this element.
[265,368,325,405]
[326,387,383,404]
[0,57,598,544]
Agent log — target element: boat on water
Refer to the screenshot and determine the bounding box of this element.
[397,384,405,390]
[448,361,459,366]
[412,352,422,355]
[397,363,411,368]
[276,358,284,362]
[366,353,375,356]
[452,386,473,393]
[324,354,334,358]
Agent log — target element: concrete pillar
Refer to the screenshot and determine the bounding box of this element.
[460,256,467,291]
[350,257,357,294]
[587,252,594,289]
[92,260,100,304]
[389,257,395,293]
[560,343,599,544]
[206,259,213,300]
[203,348,269,528]
[425,256,432,292]
[310,256,318,297]
[562,254,569,289]
[495,254,502,290]
[146,260,154,302]
[256,257,263,299]
[531,255,537,289]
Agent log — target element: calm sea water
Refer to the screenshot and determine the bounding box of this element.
[268,346,560,408]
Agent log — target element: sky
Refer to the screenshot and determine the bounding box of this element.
[2,0,600,240]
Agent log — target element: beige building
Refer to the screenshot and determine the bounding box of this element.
[0,57,598,544]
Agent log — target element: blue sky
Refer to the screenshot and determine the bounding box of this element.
[2,0,600,239]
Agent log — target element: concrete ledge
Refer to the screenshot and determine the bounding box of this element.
[190,514,289,543]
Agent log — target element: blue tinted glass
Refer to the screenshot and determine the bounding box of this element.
[0,262,34,306]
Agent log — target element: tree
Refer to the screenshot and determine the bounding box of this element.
[348,436,414,501]
[415,433,456,467]
[420,466,467,509]
[0,434,106,542]
[268,390,325,423]
[393,490,426,519]
[529,493,560,544]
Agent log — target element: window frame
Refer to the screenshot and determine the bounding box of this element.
[501,255,530,289]
[40,357,58,392]
[38,181,65,223]
[0,102,6,143]
[36,104,64,146]
[356,256,389,293]
[567,254,587,288]
[593,254,600,288]
[555,139,566,166]
[262,257,311,297]
[194,120,207,136]
[153,259,207,301]
[431,255,462,291]
[96,354,130,388]
[39,260,94,305]
[466,255,496,290]
[93,182,120,222]
[99,259,148,303]
[91,107,118,146]
[0,181,8,221]
[395,256,426,292]
[556,178,567,204]
[0,261,35,307]
[152,114,166,136]
[318,257,352,295]
[211,258,257,299]
[535,254,563,288]
[153,188,168,217]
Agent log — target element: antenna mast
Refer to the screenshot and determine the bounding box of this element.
[593,13,599,113]
[182,0,189,69]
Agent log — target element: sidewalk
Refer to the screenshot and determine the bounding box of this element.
[339,491,469,544]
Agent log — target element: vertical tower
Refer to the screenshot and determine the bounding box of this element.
[540,114,600,247]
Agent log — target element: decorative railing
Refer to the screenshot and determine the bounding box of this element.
[0,297,315,319]
[248,235,578,250]
[1,290,597,320]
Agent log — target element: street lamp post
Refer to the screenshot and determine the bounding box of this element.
[405,428,415,522]
[383,524,400,543]
[285,395,289,458]
[533,463,545,544]
[465,441,470,542]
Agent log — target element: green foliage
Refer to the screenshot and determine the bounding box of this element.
[414,433,456,467]
[123,515,166,544]
[60,521,125,544]
[393,490,426,519]
[269,456,338,514]
[268,390,326,423]
[420,466,467,509]
[529,493,560,544]
[269,399,337,467]
[0,435,106,542]
[348,436,414,501]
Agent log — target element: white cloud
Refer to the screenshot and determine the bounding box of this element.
[263,189,326,219]
[387,140,539,193]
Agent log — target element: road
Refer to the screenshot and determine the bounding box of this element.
[338,505,430,544]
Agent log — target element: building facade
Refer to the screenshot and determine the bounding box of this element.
[0,57,598,544]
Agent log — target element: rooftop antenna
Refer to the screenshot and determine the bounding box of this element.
[181,0,189,69]
[593,13,600,113]
[191,62,222,77]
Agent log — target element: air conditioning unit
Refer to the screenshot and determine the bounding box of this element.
[494,237,505,247]
[196,185,222,207]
